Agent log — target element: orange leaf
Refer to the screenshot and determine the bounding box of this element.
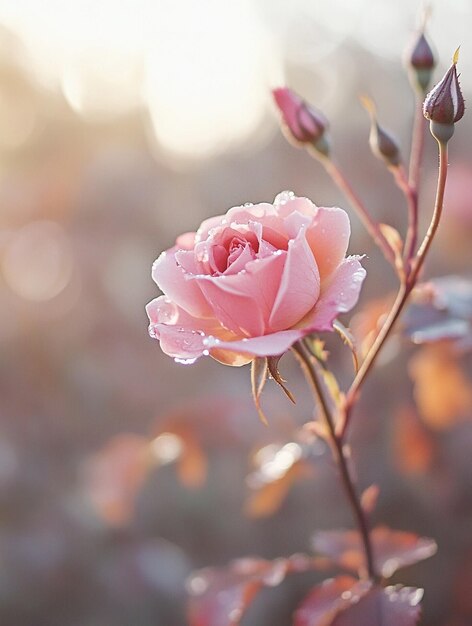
[409,344,472,430]
[393,407,435,475]
[81,434,150,527]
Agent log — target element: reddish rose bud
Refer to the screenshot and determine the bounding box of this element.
[272,87,330,156]
[409,32,435,70]
[423,48,465,142]
[405,31,436,93]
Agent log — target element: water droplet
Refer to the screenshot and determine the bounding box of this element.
[341,591,352,600]
[174,357,198,365]
[155,299,179,324]
[202,349,210,356]
[244,202,253,207]
[274,190,295,205]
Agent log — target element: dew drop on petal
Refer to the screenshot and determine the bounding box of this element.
[174,357,198,365]
[274,190,295,205]
[155,298,179,324]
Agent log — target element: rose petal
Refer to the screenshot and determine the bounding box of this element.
[146,296,237,361]
[152,250,212,317]
[204,329,304,357]
[305,207,351,279]
[269,228,320,332]
[196,252,286,335]
[299,256,366,332]
[275,195,318,219]
[176,231,196,250]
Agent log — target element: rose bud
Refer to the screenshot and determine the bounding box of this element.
[361,96,401,167]
[423,48,465,143]
[272,87,330,157]
[405,31,436,93]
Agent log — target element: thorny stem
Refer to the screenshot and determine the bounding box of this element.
[341,139,450,438]
[318,156,397,268]
[293,340,377,581]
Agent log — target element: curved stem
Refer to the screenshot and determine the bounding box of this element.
[293,341,377,581]
[409,98,426,191]
[342,139,450,438]
[390,164,418,263]
[319,157,396,268]
[409,140,449,284]
[342,281,409,437]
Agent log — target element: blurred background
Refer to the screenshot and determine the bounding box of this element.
[0,0,471,624]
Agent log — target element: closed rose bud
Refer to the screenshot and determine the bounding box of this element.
[361,96,401,167]
[423,48,465,143]
[406,31,436,93]
[272,87,330,156]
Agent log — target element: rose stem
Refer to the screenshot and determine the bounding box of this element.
[403,97,426,263]
[341,139,449,438]
[318,156,397,268]
[293,340,376,581]
[390,163,418,264]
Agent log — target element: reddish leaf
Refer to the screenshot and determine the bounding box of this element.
[331,584,423,626]
[312,526,437,578]
[360,484,380,515]
[295,578,423,626]
[393,407,435,475]
[81,434,150,526]
[293,576,372,626]
[244,442,314,518]
[187,554,317,626]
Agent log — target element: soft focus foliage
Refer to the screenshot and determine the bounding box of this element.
[0,3,471,625]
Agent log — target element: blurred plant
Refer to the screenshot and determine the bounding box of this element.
[144,12,466,626]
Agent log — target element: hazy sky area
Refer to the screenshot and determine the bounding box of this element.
[0,0,468,158]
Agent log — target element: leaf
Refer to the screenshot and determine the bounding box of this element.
[333,320,360,373]
[267,355,296,404]
[360,484,380,515]
[311,526,437,579]
[251,357,269,425]
[150,428,208,489]
[293,576,372,626]
[294,578,423,626]
[244,442,314,518]
[379,223,404,274]
[350,294,393,358]
[81,434,150,527]
[306,337,330,363]
[409,344,472,430]
[392,407,435,475]
[403,276,472,350]
[331,585,423,626]
[187,554,317,626]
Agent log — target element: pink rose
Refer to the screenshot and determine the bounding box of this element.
[146,191,366,366]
